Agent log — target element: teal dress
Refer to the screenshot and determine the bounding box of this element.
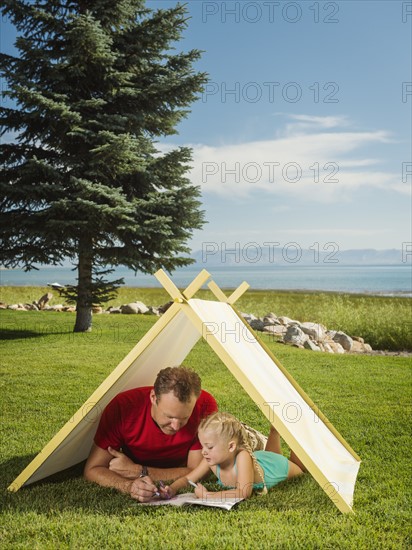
[216,450,289,490]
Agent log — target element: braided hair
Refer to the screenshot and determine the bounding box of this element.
[198,412,268,495]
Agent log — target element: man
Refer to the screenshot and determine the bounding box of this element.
[84,366,218,502]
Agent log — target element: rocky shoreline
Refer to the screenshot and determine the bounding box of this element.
[242,311,371,354]
[2,292,410,356]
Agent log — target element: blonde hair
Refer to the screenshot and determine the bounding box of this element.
[198,412,268,495]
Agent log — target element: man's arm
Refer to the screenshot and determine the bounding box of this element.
[84,444,158,502]
[83,444,135,494]
[104,448,203,482]
[84,445,204,500]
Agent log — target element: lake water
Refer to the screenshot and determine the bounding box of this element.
[1,264,411,297]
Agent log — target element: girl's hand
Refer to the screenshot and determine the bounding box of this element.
[194,482,209,499]
[159,482,175,500]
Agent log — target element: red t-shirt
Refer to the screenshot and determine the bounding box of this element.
[94,387,218,468]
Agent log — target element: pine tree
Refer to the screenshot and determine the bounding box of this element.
[0,0,206,331]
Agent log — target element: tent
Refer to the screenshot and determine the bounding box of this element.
[8,269,361,513]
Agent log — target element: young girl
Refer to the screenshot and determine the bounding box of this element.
[160,412,304,501]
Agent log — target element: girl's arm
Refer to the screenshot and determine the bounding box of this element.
[195,450,255,501]
[160,458,211,498]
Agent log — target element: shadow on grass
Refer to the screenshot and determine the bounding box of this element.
[1,454,326,516]
[0,327,72,340]
[2,454,85,491]
[1,455,129,515]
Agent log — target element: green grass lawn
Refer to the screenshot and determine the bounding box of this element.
[0,308,411,549]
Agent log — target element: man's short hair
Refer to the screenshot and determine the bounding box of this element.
[154,366,201,402]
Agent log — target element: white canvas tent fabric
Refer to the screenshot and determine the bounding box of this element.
[8,276,360,513]
[187,299,361,512]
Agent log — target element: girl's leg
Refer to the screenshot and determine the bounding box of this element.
[287,458,304,479]
[265,425,283,454]
[266,426,307,475]
[289,450,307,473]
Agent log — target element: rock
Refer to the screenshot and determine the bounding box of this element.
[120,301,149,314]
[241,312,257,323]
[351,340,363,353]
[262,316,277,325]
[332,331,353,352]
[300,322,326,342]
[263,313,278,324]
[284,325,308,346]
[108,307,122,314]
[158,301,173,314]
[37,292,53,310]
[134,301,150,314]
[353,336,364,344]
[351,340,372,353]
[304,339,321,351]
[262,325,287,336]
[120,303,139,314]
[249,318,265,331]
[48,304,64,311]
[278,316,300,326]
[92,306,103,314]
[328,341,345,354]
[321,342,335,353]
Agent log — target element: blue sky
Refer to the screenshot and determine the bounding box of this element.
[1,1,411,255]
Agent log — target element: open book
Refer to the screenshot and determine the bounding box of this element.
[143,492,244,511]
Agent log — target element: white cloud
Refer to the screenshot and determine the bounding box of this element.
[276,228,388,237]
[171,115,407,202]
[286,114,350,128]
[281,114,351,134]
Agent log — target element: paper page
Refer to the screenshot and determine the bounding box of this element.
[143,492,196,507]
[184,497,244,510]
[142,492,244,510]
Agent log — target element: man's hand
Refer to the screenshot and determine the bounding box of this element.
[130,476,159,502]
[84,443,195,500]
[107,447,140,479]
